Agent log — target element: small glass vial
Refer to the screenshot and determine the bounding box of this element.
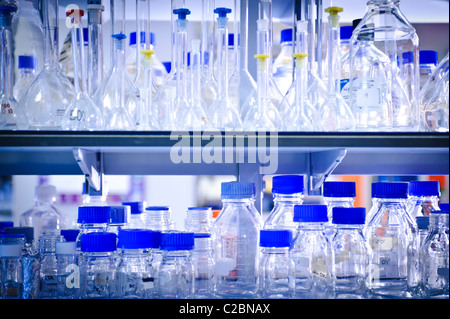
[76,206,111,250]
[290,204,335,299]
[157,231,195,299]
[331,207,369,299]
[259,229,293,299]
[79,232,117,299]
[191,233,215,299]
[0,234,25,299]
[55,241,80,299]
[115,229,156,299]
[145,206,175,231]
[122,201,146,229]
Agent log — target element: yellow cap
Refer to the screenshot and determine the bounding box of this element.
[254,54,270,61]
[141,49,155,59]
[293,52,308,60]
[325,6,343,15]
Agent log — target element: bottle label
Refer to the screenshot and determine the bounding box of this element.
[370,237,396,251]
[437,267,449,279]
[312,255,328,279]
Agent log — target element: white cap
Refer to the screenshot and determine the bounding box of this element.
[0,244,22,257]
[35,185,57,202]
[55,241,77,255]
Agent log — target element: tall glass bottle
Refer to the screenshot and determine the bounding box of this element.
[13,55,37,102]
[20,0,74,130]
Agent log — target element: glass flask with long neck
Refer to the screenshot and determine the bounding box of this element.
[242,19,282,131]
[206,7,242,131]
[62,9,104,131]
[20,0,75,130]
[94,34,136,130]
[0,3,26,130]
[318,7,355,132]
[86,0,105,98]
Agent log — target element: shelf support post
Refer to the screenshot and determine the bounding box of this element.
[73,148,104,194]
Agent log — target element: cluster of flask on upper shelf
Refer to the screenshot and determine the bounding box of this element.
[0,0,448,132]
[0,179,448,299]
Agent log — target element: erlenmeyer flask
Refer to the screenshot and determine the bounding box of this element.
[318,7,355,132]
[62,9,104,131]
[0,3,26,130]
[242,19,282,131]
[20,0,75,130]
[94,34,136,130]
[206,7,242,131]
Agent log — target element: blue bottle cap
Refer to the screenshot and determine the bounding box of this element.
[431,210,449,215]
[420,50,438,65]
[160,231,195,251]
[187,51,210,67]
[3,227,34,243]
[109,206,129,224]
[194,233,211,238]
[173,8,191,19]
[293,205,328,223]
[259,229,292,248]
[80,232,117,252]
[408,181,440,197]
[122,201,145,215]
[272,175,304,195]
[162,62,171,73]
[371,182,409,199]
[60,229,80,242]
[117,229,157,249]
[323,181,356,198]
[214,7,232,18]
[280,28,293,43]
[221,182,255,199]
[77,206,110,224]
[402,51,414,64]
[0,221,14,229]
[129,31,146,46]
[188,207,212,211]
[440,203,449,211]
[340,25,353,40]
[145,206,170,211]
[18,56,37,70]
[332,207,366,225]
[416,216,430,230]
[112,33,127,41]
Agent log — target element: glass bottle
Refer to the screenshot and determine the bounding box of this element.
[421,210,449,299]
[213,181,260,298]
[75,206,111,251]
[318,7,355,132]
[407,181,441,218]
[20,0,75,130]
[79,232,117,299]
[147,230,162,298]
[115,229,156,299]
[184,207,214,234]
[55,240,80,299]
[0,233,25,299]
[157,231,195,299]
[272,29,294,97]
[144,206,175,231]
[13,55,37,102]
[38,231,64,299]
[290,204,335,299]
[259,229,293,299]
[419,50,438,90]
[264,175,304,232]
[191,233,216,299]
[414,215,429,298]
[122,201,146,229]
[331,207,370,299]
[364,182,418,298]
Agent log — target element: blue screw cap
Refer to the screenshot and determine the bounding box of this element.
[173,8,191,19]
[214,7,232,18]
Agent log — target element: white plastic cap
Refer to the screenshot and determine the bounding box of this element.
[55,241,77,255]
[35,185,57,202]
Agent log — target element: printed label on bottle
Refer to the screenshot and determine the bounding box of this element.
[312,255,328,279]
[371,237,396,251]
[437,267,449,278]
[142,277,155,289]
[340,79,351,103]
[353,77,382,109]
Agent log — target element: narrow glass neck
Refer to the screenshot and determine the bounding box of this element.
[327,14,341,95]
[239,0,249,71]
[0,21,14,95]
[175,19,188,99]
[163,250,191,258]
[201,0,214,71]
[261,247,289,254]
[258,0,272,59]
[191,50,201,104]
[273,193,303,205]
[297,223,325,231]
[87,8,104,96]
[216,19,229,99]
[222,197,254,206]
[43,0,59,66]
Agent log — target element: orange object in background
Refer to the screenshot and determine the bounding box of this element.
[212,209,221,219]
[341,175,367,208]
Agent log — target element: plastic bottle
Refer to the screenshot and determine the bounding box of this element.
[407,181,441,218]
[421,210,449,299]
[419,50,438,90]
[79,232,117,299]
[259,229,293,299]
[157,231,195,299]
[290,204,335,299]
[264,175,304,232]
[55,240,79,299]
[272,28,294,97]
[322,181,356,239]
[191,233,215,298]
[19,184,65,243]
[331,207,369,299]
[13,55,37,102]
[184,207,214,234]
[0,234,25,299]
[115,229,156,299]
[107,205,129,235]
[38,231,64,298]
[75,206,110,251]
[213,181,261,298]
[144,206,175,231]
[364,182,418,298]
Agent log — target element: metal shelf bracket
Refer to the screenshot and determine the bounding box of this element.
[73,148,104,194]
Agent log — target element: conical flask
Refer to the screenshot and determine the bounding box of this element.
[62,9,104,131]
[20,0,75,130]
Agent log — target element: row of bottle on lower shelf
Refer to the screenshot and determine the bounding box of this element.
[0,178,449,299]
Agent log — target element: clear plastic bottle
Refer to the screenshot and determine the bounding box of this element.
[290,204,335,299]
[107,206,129,235]
[264,175,304,232]
[184,207,214,234]
[75,206,110,251]
[421,210,449,299]
[419,50,438,90]
[407,181,441,218]
[122,201,146,229]
[144,206,175,231]
[19,184,65,240]
[331,207,370,299]
[55,240,79,299]
[272,28,294,97]
[213,181,261,298]
[364,182,418,298]
[38,231,64,298]
[115,229,156,299]
[191,233,215,299]
[79,232,117,299]
[157,231,195,299]
[0,233,25,299]
[259,229,293,299]
[13,55,37,102]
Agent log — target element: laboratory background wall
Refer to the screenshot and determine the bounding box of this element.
[1,0,449,229]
